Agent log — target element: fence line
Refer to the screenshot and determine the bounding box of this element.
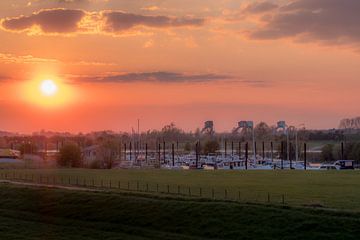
[0,171,295,206]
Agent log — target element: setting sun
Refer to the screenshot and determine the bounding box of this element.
[40,79,58,96]
[19,76,76,108]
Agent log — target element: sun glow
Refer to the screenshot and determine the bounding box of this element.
[21,76,76,108]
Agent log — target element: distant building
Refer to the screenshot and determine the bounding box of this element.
[82,145,100,164]
[0,149,21,159]
[82,145,119,168]
[0,149,22,163]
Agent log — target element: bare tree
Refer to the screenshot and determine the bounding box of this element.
[339,117,360,130]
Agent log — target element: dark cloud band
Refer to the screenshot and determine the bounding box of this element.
[1,8,205,35]
[102,11,204,32]
[2,9,85,33]
[71,71,231,83]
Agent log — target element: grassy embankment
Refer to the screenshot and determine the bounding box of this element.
[1,169,360,211]
[0,183,360,240]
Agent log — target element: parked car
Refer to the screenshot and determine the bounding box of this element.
[334,160,355,170]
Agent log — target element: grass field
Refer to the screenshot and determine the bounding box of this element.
[0,183,360,240]
[1,169,360,211]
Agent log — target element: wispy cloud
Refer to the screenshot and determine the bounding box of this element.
[57,0,90,4]
[141,6,162,12]
[242,1,278,14]
[0,53,59,64]
[0,8,205,36]
[67,71,269,87]
[0,52,114,66]
[0,75,11,82]
[69,71,232,83]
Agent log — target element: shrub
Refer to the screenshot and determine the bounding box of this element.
[57,143,82,168]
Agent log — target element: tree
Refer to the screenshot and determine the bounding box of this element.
[184,142,192,152]
[98,139,118,169]
[254,122,271,141]
[321,144,334,162]
[161,123,184,141]
[339,117,360,130]
[203,140,220,155]
[57,143,82,168]
[19,142,38,155]
[348,142,360,162]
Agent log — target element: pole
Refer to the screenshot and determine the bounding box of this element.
[289,142,292,169]
[172,143,175,166]
[224,140,227,157]
[262,141,265,160]
[124,143,127,161]
[341,142,344,160]
[129,142,132,162]
[195,142,199,169]
[252,127,256,163]
[145,143,148,164]
[231,141,234,156]
[304,142,307,170]
[245,142,248,170]
[158,143,161,168]
[118,143,122,164]
[281,141,284,170]
[270,141,273,164]
[295,130,299,162]
[137,119,140,143]
[44,141,48,163]
[163,141,166,164]
[286,128,290,162]
[222,138,224,159]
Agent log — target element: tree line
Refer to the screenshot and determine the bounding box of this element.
[321,142,360,162]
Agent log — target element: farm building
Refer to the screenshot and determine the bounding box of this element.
[0,149,22,163]
[0,149,21,159]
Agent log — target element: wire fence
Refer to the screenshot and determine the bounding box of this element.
[0,171,295,206]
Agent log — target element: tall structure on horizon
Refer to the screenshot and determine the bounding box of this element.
[201,121,215,135]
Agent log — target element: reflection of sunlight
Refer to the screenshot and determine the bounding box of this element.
[21,76,75,108]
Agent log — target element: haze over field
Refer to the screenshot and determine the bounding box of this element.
[0,0,360,133]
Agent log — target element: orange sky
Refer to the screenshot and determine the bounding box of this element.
[0,0,360,133]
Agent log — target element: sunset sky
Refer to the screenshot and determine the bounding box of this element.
[0,0,359,133]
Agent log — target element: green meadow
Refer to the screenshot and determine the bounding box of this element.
[0,183,360,240]
[1,169,359,211]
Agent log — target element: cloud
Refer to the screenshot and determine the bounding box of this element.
[101,11,204,32]
[0,74,12,83]
[247,0,360,47]
[0,53,59,64]
[0,52,115,66]
[242,1,278,14]
[57,0,89,4]
[32,0,91,5]
[68,71,268,87]
[1,9,85,33]
[1,8,205,35]
[0,75,10,81]
[69,71,232,83]
[141,6,161,11]
[143,39,154,48]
